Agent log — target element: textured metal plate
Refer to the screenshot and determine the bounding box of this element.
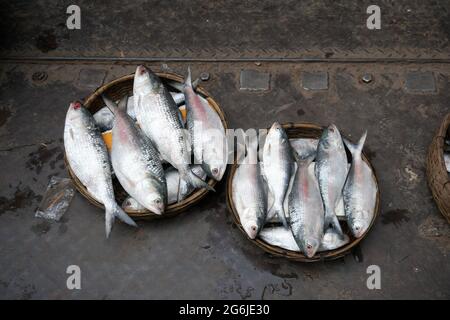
[0,0,449,61]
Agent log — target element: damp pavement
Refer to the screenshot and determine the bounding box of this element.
[0,1,450,299]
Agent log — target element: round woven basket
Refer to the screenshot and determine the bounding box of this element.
[226,122,380,262]
[426,113,450,224]
[65,71,228,219]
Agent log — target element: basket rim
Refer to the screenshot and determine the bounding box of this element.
[226,122,380,262]
[426,112,450,223]
[65,71,228,219]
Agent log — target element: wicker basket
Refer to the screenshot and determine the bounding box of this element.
[226,122,380,262]
[66,72,228,219]
[426,113,450,224]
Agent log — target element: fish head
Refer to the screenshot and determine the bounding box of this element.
[203,160,226,182]
[136,178,167,215]
[122,197,141,211]
[348,210,371,238]
[134,65,163,93]
[269,122,288,141]
[302,238,320,258]
[66,101,89,121]
[265,122,289,157]
[320,124,344,151]
[240,207,264,239]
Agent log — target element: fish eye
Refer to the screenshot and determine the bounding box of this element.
[154,198,161,205]
[307,244,312,250]
[212,168,219,175]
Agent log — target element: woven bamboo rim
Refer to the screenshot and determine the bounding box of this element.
[226,122,380,262]
[65,71,228,219]
[426,113,450,224]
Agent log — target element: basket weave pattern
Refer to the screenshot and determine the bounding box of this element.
[427,113,450,224]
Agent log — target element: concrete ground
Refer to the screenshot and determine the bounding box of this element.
[0,1,449,299]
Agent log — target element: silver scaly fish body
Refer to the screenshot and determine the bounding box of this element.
[121,165,207,210]
[343,132,376,238]
[94,92,185,132]
[133,65,212,192]
[262,122,295,227]
[104,95,167,215]
[259,227,349,253]
[288,155,324,257]
[315,124,348,238]
[64,101,136,237]
[183,68,227,181]
[232,153,268,239]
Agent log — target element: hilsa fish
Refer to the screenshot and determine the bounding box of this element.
[103,94,167,215]
[315,124,347,238]
[288,154,325,257]
[64,101,137,238]
[183,67,227,181]
[232,141,267,239]
[343,131,376,238]
[262,122,295,227]
[133,65,212,193]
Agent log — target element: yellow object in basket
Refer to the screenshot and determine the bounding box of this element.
[102,130,113,151]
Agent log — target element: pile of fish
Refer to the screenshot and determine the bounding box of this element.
[232,123,377,258]
[64,66,227,237]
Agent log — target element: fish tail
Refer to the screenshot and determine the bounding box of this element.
[344,131,367,158]
[296,152,315,167]
[105,203,138,238]
[268,202,288,228]
[185,66,193,88]
[182,168,215,192]
[324,211,344,239]
[101,94,118,115]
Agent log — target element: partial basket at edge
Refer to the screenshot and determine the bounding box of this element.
[426,113,450,224]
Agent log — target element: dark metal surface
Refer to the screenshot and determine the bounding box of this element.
[0,1,449,299]
[1,0,449,61]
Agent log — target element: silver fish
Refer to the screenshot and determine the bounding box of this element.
[343,132,376,238]
[289,138,318,160]
[122,165,207,210]
[259,227,349,253]
[133,65,212,192]
[64,101,137,237]
[445,152,450,172]
[183,67,227,181]
[288,154,324,257]
[94,93,185,132]
[232,151,267,239]
[103,95,167,215]
[262,122,295,227]
[315,124,348,238]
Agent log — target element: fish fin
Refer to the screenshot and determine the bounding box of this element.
[105,203,138,237]
[324,212,344,239]
[268,203,288,228]
[344,131,367,157]
[102,94,118,115]
[118,95,128,111]
[183,168,215,192]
